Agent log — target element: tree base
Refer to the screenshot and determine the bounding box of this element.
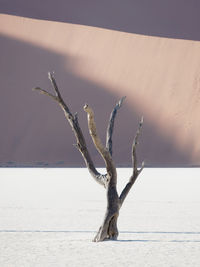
[93,214,119,242]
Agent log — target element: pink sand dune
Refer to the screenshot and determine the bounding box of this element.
[0,4,200,167]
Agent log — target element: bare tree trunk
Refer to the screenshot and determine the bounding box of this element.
[33,72,144,242]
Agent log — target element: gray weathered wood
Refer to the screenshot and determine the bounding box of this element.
[33,73,106,187]
[119,117,145,206]
[106,96,126,156]
[33,73,144,242]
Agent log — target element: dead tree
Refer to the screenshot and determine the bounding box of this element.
[33,72,144,242]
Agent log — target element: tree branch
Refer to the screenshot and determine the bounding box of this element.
[33,87,58,101]
[84,104,117,186]
[33,72,106,187]
[106,96,126,156]
[119,117,144,206]
[132,117,144,176]
[48,72,62,99]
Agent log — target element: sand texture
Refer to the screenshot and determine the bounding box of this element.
[0,168,200,267]
[1,2,200,166]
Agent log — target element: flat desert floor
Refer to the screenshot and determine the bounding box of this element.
[0,168,200,267]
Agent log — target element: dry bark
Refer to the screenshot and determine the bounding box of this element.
[33,72,144,242]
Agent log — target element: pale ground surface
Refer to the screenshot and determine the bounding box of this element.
[0,168,200,267]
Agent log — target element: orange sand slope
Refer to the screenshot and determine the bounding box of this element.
[0,14,200,166]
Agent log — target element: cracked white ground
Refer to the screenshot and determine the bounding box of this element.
[0,168,200,267]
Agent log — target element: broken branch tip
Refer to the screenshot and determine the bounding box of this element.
[33,87,41,91]
[83,103,89,111]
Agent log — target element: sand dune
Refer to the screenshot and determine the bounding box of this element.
[0,12,200,166]
[1,0,200,41]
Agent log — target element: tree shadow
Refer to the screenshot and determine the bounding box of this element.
[117,239,200,243]
[0,34,193,166]
[121,231,200,234]
[1,0,200,41]
[3,230,200,242]
[118,230,200,242]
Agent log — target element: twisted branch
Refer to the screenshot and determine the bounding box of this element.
[33,72,145,242]
[33,72,106,187]
[84,104,117,186]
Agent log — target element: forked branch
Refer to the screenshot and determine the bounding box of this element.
[84,104,117,185]
[33,72,106,187]
[119,117,144,206]
[33,73,145,242]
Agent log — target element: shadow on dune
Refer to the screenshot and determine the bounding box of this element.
[0,34,193,166]
[1,0,200,41]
